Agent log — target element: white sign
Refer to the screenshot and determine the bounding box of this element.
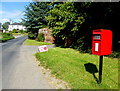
[95,43,99,52]
[38,45,48,52]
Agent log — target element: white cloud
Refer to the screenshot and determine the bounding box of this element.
[2,18,10,22]
[0,18,10,24]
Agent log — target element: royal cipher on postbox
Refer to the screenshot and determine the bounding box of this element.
[92,29,112,56]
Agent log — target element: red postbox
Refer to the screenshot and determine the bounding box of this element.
[92,29,112,56]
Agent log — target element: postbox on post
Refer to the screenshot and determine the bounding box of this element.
[92,29,112,84]
[92,29,112,56]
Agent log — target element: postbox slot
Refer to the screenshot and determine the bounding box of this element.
[94,34,101,40]
[95,43,99,52]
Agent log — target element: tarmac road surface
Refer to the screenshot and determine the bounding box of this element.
[1,36,54,89]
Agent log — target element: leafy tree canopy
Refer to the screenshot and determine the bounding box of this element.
[22,2,50,33]
[2,22,10,30]
[46,2,90,40]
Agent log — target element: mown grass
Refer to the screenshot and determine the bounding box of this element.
[12,33,28,36]
[35,47,118,89]
[23,39,52,45]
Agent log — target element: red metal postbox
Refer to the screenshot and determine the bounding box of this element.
[92,29,112,56]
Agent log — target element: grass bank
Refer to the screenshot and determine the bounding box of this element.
[35,47,118,89]
[23,39,52,45]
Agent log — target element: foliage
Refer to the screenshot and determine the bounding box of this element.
[46,2,120,54]
[0,33,15,42]
[12,29,26,34]
[2,22,10,30]
[36,33,45,42]
[79,3,120,53]
[105,51,120,58]
[28,33,36,39]
[35,47,118,89]
[22,2,50,33]
[12,29,17,33]
[71,36,85,52]
[0,23,2,29]
[23,39,52,45]
[23,2,120,55]
[46,2,92,49]
[46,2,88,42]
[18,30,24,33]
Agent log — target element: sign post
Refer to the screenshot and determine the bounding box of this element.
[99,56,103,83]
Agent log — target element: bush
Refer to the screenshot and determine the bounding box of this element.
[12,29,17,33]
[36,33,45,42]
[19,30,25,33]
[28,33,36,39]
[0,33,15,42]
[71,37,85,52]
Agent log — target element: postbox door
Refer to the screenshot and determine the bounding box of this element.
[92,41,101,55]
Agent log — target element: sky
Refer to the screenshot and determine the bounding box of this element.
[0,0,118,24]
[0,1,32,24]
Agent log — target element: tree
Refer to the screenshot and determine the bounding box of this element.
[46,2,120,52]
[22,2,50,33]
[2,22,10,30]
[23,2,120,53]
[0,23,2,29]
[79,2,120,52]
[46,2,91,47]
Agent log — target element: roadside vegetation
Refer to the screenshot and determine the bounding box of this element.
[23,31,53,46]
[0,28,27,42]
[10,29,28,36]
[23,39,52,46]
[22,2,119,89]
[0,33,15,42]
[12,32,28,36]
[35,47,118,89]
[23,2,120,59]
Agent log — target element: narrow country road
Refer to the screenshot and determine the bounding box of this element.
[1,36,54,89]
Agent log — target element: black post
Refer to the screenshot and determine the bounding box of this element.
[99,56,103,83]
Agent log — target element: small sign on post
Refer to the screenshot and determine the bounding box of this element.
[38,45,48,52]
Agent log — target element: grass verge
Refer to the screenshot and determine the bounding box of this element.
[12,33,28,35]
[35,47,118,89]
[0,33,15,42]
[23,39,52,45]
